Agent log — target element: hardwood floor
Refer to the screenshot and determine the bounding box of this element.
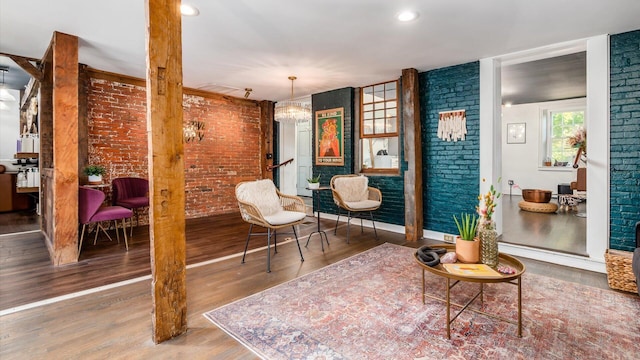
[0,209,39,234]
[0,213,319,310]
[501,194,587,256]
[0,208,611,359]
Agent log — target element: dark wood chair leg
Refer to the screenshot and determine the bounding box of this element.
[292,225,304,262]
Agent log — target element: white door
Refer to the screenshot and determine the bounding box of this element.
[278,122,297,195]
[297,118,312,197]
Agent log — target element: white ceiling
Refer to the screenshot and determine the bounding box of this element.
[1,0,639,102]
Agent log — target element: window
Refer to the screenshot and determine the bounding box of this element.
[540,100,585,166]
[360,80,399,172]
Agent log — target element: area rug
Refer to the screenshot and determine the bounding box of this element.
[204,243,640,359]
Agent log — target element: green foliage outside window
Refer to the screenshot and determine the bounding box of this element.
[550,110,584,163]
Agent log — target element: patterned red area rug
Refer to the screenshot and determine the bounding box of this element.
[204,243,640,359]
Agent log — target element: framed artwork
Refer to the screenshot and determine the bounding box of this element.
[507,123,526,144]
[315,107,344,166]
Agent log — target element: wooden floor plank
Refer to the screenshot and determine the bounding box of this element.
[0,203,612,358]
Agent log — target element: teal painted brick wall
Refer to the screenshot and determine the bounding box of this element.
[610,30,640,251]
[312,88,356,216]
[420,62,481,236]
[311,87,407,226]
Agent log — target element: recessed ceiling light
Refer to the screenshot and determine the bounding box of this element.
[397,10,419,22]
[180,4,200,16]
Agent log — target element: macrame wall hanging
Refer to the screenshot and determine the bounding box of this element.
[437,109,466,142]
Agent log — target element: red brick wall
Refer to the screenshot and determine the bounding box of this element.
[86,75,263,221]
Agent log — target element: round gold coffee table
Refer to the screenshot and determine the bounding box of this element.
[414,244,526,339]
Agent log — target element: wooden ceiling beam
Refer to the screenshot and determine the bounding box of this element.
[1,52,43,81]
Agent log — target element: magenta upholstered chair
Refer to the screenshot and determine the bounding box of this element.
[78,186,133,259]
[112,177,150,235]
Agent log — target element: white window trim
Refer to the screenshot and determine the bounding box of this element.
[538,98,586,169]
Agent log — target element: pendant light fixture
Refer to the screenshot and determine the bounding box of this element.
[0,67,17,103]
[274,76,311,124]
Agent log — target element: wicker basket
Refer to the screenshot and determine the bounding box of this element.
[604,249,638,293]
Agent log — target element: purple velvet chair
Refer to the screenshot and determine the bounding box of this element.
[112,177,149,235]
[78,186,133,259]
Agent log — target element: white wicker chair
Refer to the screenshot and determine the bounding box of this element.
[330,174,382,243]
[235,179,306,272]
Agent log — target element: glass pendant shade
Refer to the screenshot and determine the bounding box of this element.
[274,76,311,124]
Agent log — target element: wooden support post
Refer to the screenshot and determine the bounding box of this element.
[402,68,424,241]
[145,0,187,343]
[260,100,275,180]
[51,32,79,264]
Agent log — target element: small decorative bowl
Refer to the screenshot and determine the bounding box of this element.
[522,189,552,203]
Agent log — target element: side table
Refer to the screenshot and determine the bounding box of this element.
[414,244,525,339]
[305,186,330,251]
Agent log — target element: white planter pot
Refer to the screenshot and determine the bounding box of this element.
[88,175,103,184]
[308,182,320,189]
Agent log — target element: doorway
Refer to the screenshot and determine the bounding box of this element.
[277,96,313,197]
[480,35,610,272]
[500,52,587,256]
[296,118,312,197]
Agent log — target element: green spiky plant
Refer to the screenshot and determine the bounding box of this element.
[307,174,321,183]
[453,213,479,241]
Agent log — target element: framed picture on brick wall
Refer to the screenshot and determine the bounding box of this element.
[315,107,344,166]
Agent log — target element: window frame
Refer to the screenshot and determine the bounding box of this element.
[359,79,400,175]
[538,99,586,169]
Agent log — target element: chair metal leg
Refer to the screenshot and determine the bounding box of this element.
[94,222,114,244]
[334,208,341,235]
[346,211,351,244]
[241,224,253,264]
[266,228,272,273]
[292,225,304,262]
[122,218,129,251]
[94,225,99,244]
[129,208,138,237]
[126,207,144,237]
[370,211,378,239]
[274,230,278,254]
[114,220,120,244]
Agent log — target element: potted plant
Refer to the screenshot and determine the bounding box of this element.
[307,174,321,189]
[453,212,480,263]
[84,164,106,184]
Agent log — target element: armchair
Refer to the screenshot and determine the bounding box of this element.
[78,186,133,260]
[330,174,382,243]
[235,179,306,273]
[112,177,149,236]
[570,167,586,192]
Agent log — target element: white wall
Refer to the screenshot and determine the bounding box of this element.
[278,121,297,195]
[501,99,581,196]
[0,89,21,171]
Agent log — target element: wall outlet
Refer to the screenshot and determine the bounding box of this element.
[444,234,454,242]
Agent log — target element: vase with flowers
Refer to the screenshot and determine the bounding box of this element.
[567,127,586,168]
[476,177,501,268]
